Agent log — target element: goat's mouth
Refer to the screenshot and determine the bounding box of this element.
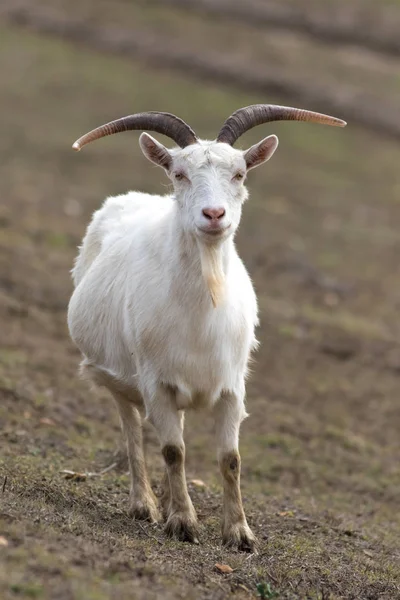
[197,224,232,238]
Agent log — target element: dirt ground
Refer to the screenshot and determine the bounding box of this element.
[1,5,400,599]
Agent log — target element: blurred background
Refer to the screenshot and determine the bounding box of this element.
[1,1,400,599]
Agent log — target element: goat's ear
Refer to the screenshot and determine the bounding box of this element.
[243,135,279,171]
[139,132,172,170]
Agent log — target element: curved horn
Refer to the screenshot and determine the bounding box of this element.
[72,111,198,151]
[217,104,347,145]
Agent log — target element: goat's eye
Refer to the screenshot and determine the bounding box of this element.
[233,172,244,181]
[174,172,185,181]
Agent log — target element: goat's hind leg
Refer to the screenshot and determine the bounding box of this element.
[82,363,160,522]
[114,394,160,522]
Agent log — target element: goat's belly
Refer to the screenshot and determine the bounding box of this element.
[165,361,238,409]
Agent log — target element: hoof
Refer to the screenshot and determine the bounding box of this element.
[129,498,160,523]
[223,522,257,553]
[165,513,199,544]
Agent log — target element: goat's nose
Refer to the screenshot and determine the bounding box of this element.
[202,207,225,220]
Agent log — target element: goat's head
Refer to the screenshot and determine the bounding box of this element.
[140,135,260,242]
[73,106,345,305]
[73,105,346,245]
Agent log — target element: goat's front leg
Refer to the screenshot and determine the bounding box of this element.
[159,411,185,520]
[214,390,256,552]
[147,387,198,543]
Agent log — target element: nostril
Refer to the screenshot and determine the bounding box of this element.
[202,207,226,220]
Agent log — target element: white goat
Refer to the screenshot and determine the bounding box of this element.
[68,105,346,551]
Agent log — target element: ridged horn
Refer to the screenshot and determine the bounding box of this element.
[72,112,198,151]
[217,104,347,145]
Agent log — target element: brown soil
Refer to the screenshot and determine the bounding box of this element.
[1,4,400,599]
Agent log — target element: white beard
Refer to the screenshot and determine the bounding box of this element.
[198,242,225,307]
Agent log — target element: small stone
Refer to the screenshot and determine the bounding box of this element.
[215,563,233,574]
[39,417,56,426]
[190,479,206,488]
